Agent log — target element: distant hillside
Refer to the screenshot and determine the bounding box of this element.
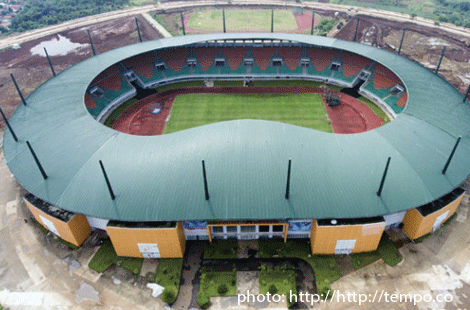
[9,0,129,32]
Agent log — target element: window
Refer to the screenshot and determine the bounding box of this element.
[272,225,284,232]
[272,58,283,67]
[390,85,405,97]
[330,62,341,71]
[89,86,104,98]
[155,62,166,71]
[187,58,197,67]
[300,58,310,67]
[240,225,255,233]
[244,58,254,67]
[215,58,225,67]
[212,226,223,233]
[226,226,237,233]
[358,70,371,80]
[124,70,137,82]
[258,225,269,233]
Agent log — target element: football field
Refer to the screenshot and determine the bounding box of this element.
[187,9,298,32]
[163,93,332,134]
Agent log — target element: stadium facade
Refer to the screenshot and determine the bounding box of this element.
[5,33,469,258]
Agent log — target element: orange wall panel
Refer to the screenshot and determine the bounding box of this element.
[403,193,464,239]
[310,220,385,254]
[24,198,91,246]
[106,222,185,258]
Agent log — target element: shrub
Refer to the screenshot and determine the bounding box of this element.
[319,284,332,300]
[268,284,278,295]
[161,288,177,304]
[197,293,211,309]
[218,284,228,295]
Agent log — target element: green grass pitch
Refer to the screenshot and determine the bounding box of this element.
[188,9,298,31]
[163,93,332,134]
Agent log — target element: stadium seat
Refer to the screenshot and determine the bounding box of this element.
[221,47,246,71]
[373,64,401,89]
[193,47,220,70]
[341,52,373,78]
[308,48,339,72]
[251,47,276,71]
[157,48,190,72]
[397,92,408,107]
[121,52,165,84]
[277,47,302,70]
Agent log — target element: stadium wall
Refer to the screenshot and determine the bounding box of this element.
[106,221,186,258]
[310,219,386,254]
[402,191,464,240]
[24,198,92,247]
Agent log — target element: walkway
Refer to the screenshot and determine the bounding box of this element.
[142,12,173,38]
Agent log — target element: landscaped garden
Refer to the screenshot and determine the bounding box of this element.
[197,266,237,309]
[88,239,143,275]
[154,258,184,304]
[203,239,238,259]
[258,264,297,307]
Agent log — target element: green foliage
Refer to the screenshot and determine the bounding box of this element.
[88,239,143,274]
[217,284,228,295]
[161,288,177,304]
[197,269,237,308]
[259,264,297,307]
[9,0,129,32]
[155,258,184,297]
[268,284,278,294]
[316,18,337,35]
[150,12,180,36]
[197,292,211,309]
[318,284,332,299]
[203,239,238,259]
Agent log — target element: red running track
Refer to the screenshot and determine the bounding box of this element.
[112,87,384,136]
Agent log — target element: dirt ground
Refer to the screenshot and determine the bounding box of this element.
[113,87,382,135]
[0,15,163,130]
[335,15,470,92]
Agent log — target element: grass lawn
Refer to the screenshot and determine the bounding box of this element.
[258,239,339,298]
[164,93,332,134]
[188,9,298,32]
[203,239,238,259]
[350,234,403,270]
[156,80,205,93]
[104,98,138,127]
[154,258,184,297]
[259,264,297,307]
[357,96,390,125]
[213,80,244,87]
[350,251,381,271]
[197,267,237,308]
[88,239,143,274]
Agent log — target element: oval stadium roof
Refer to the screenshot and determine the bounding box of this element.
[4,33,470,222]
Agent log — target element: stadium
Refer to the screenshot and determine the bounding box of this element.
[3,32,469,259]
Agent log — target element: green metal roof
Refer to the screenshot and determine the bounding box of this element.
[4,33,470,222]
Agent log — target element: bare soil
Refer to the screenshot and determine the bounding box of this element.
[0,15,163,130]
[335,15,470,92]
